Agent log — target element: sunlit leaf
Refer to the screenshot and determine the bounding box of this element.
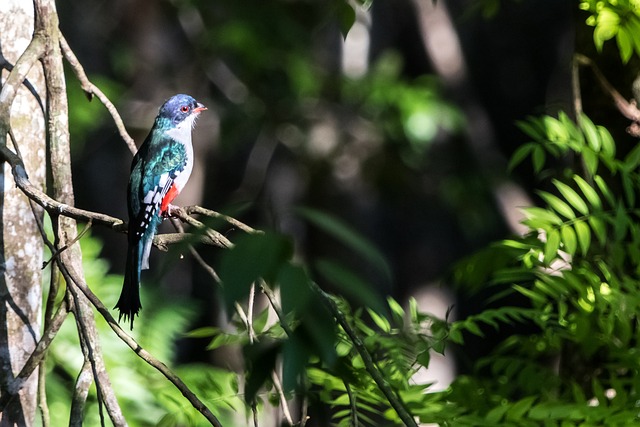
[588,216,607,245]
[575,220,591,256]
[553,179,589,215]
[561,225,577,255]
[594,175,616,207]
[582,148,599,176]
[522,207,563,226]
[367,308,391,333]
[538,191,575,220]
[597,125,616,159]
[573,175,602,209]
[617,28,633,63]
[544,229,561,264]
[513,284,546,304]
[185,327,219,338]
[580,113,601,152]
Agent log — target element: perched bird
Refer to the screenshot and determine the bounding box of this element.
[116,94,207,329]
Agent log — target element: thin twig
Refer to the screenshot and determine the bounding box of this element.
[271,370,294,426]
[260,281,294,339]
[43,219,92,268]
[58,34,137,155]
[169,217,222,282]
[184,205,261,234]
[172,207,234,248]
[247,283,256,342]
[345,380,358,427]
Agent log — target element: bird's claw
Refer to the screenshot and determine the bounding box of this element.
[162,204,180,219]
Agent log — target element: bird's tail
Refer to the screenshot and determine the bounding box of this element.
[115,241,142,330]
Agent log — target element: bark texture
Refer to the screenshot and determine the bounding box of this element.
[0,1,46,425]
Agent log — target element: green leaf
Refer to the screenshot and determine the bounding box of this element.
[561,225,578,255]
[538,191,575,220]
[614,203,629,241]
[367,308,391,333]
[508,142,535,172]
[544,229,561,264]
[543,115,569,142]
[532,145,546,173]
[506,396,537,421]
[582,148,599,176]
[218,232,293,313]
[580,113,601,152]
[624,144,640,169]
[185,326,219,338]
[594,175,616,207]
[516,118,545,140]
[463,319,484,337]
[588,216,607,245]
[387,297,405,324]
[574,220,591,256]
[553,179,589,215]
[598,125,616,159]
[622,171,636,207]
[618,28,634,63]
[334,0,356,39]
[485,404,509,423]
[513,284,546,304]
[296,207,392,282]
[279,263,313,315]
[521,207,563,226]
[629,16,640,56]
[594,8,620,51]
[573,175,602,209]
[314,259,385,313]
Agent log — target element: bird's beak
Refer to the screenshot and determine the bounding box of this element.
[194,102,207,113]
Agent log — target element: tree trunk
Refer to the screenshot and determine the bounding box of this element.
[0,1,46,426]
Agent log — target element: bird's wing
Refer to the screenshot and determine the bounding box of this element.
[129,136,187,245]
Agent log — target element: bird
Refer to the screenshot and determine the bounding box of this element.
[115,94,207,329]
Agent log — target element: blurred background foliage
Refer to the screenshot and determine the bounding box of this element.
[40,0,640,425]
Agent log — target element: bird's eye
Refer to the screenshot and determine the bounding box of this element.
[180,105,189,113]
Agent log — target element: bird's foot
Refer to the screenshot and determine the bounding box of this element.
[162,204,180,219]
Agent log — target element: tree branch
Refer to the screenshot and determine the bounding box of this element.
[60,260,224,427]
[58,34,137,155]
[574,53,640,136]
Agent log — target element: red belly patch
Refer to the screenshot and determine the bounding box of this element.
[161,184,180,213]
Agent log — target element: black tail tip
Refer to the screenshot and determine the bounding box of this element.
[115,304,141,330]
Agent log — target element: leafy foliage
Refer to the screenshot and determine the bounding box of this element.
[580,0,640,63]
[451,110,640,425]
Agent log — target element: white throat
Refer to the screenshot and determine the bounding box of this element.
[164,113,198,145]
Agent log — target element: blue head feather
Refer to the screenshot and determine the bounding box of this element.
[157,94,205,127]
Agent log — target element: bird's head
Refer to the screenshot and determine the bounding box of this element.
[157,94,207,130]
